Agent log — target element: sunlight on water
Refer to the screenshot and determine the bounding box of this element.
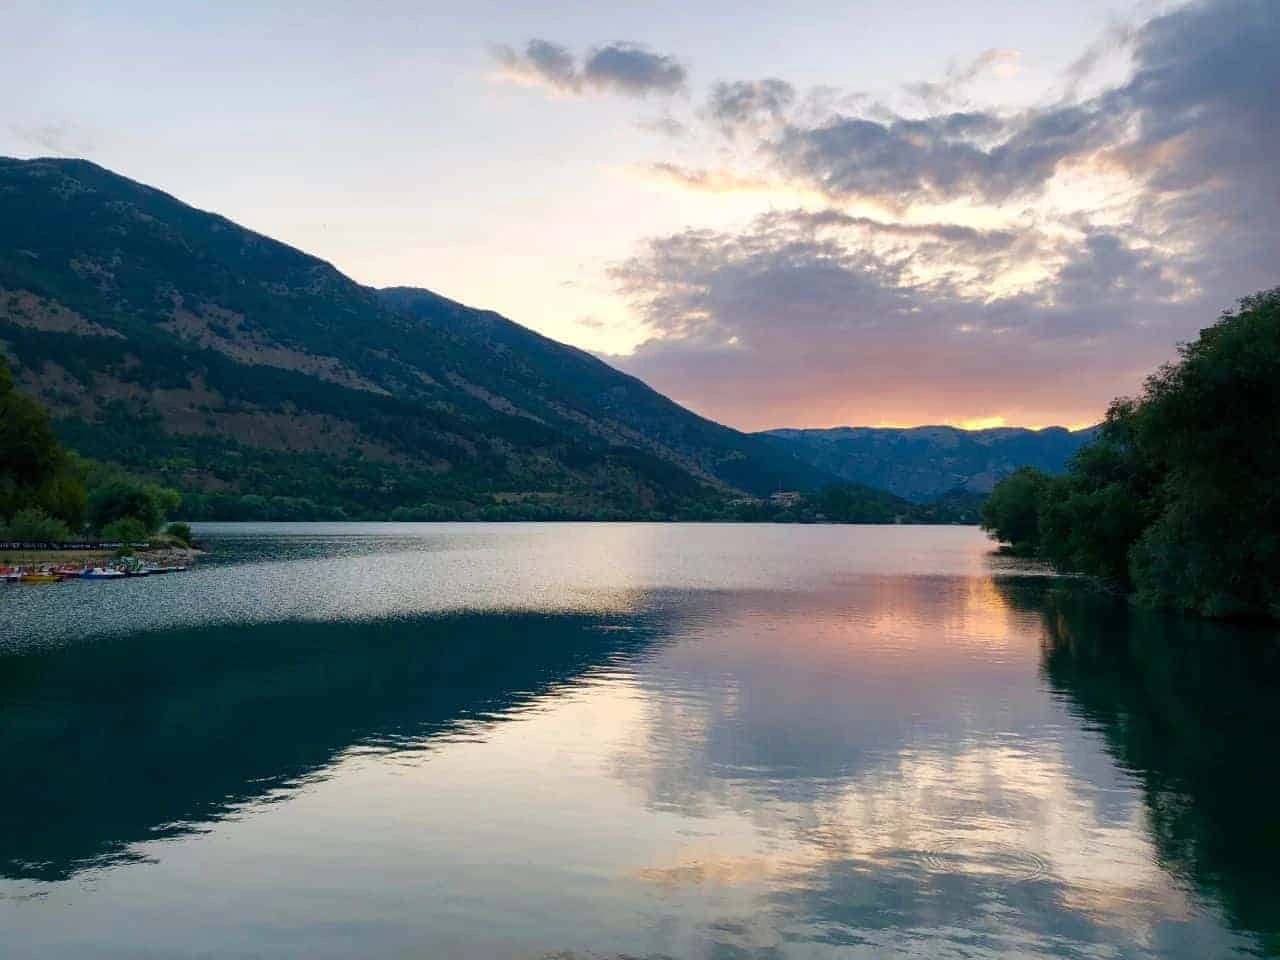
[0,523,1043,646]
[1,524,1276,959]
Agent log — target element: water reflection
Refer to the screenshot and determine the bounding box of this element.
[613,577,1262,957]
[3,526,1278,959]
[0,608,670,881]
[1011,581,1280,956]
[618,577,1052,805]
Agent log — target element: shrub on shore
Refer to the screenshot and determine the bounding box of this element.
[164,522,194,546]
[100,517,151,544]
[1,507,72,543]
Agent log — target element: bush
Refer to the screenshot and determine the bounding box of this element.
[2,507,72,542]
[100,516,150,544]
[87,478,181,534]
[164,521,194,546]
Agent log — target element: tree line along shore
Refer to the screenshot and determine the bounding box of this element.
[981,289,1279,624]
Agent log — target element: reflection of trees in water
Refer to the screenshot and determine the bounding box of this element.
[999,577,1280,955]
[0,609,669,883]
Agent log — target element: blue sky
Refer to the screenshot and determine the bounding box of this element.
[3,0,1274,429]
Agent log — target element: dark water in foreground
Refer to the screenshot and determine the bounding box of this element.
[1,523,1277,959]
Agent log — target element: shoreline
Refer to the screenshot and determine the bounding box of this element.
[0,544,205,566]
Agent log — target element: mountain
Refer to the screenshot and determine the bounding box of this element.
[0,156,832,519]
[759,425,1098,502]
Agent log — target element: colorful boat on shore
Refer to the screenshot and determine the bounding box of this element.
[82,567,126,579]
[0,559,192,582]
[19,570,63,583]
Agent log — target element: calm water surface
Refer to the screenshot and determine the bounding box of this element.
[2,523,1277,958]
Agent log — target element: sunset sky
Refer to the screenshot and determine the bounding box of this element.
[2,0,1274,430]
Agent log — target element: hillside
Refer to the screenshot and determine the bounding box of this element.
[0,157,832,520]
[759,425,1097,502]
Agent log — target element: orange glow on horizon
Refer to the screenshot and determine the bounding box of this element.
[850,417,1100,432]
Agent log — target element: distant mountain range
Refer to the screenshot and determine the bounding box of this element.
[0,157,829,519]
[0,157,1094,520]
[758,425,1098,502]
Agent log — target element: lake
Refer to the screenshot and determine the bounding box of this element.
[2,523,1277,959]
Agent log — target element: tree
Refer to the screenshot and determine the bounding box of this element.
[983,289,1280,621]
[0,356,86,527]
[1124,289,1280,619]
[86,478,181,534]
[980,467,1050,553]
[1035,404,1160,585]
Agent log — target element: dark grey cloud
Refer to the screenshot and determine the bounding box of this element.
[493,39,686,98]
[783,209,1024,261]
[495,38,577,90]
[583,43,686,96]
[612,212,1189,428]
[1086,0,1280,306]
[609,0,1279,428]
[615,210,1171,346]
[774,0,1277,212]
[1052,232,1179,312]
[706,78,796,136]
[773,104,1114,204]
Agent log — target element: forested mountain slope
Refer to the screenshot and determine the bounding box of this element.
[759,425,1097,502]
[0,157,829,519]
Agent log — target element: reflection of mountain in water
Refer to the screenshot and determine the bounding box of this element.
[1002,579,1280,955]
[0,609,668,882]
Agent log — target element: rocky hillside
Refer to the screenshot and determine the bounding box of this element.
[0,157,830,519]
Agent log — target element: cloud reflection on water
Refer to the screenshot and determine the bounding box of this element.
[2,525,1275,959]
[610,575,1269,957]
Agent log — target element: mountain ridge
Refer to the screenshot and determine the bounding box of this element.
[1,156,1095,520]
[0,156,834,519]
[758,424,1099,502]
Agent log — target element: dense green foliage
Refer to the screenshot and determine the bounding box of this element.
[0,356,85,530]
[1,507,73,542]
[980,467,1051,554]
[164,522,194,546]
[0,355,181,539]
[87,478,181,535]
[99,517,150,544]
[983,290,1280,621]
